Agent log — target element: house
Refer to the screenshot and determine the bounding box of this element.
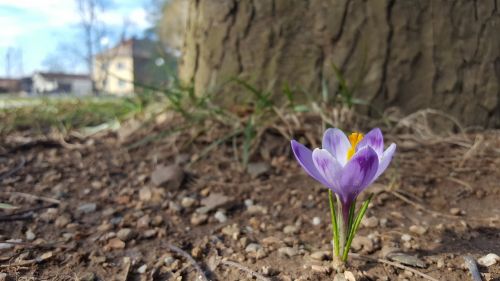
[93,38,173,96]
[31,72,92,96]
[0,78,21,94]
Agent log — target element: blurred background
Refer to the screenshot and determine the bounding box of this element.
[0,0,499,133]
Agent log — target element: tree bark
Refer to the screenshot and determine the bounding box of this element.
[179,0,500,128]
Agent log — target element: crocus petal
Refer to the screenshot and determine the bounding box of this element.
[322,128,351,166]
[312,148,343,193]
[340,146,379,200]
[291,140,330,187]
[357,128,384,158]
[373,143,396,180]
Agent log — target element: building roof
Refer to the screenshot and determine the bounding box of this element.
[95,38,157,59]
[35,72,90,80]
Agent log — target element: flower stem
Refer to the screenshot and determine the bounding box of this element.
[328,190,340,258]
[342,194,373,261]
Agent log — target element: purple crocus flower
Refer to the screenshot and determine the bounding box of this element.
[291,128,396,223]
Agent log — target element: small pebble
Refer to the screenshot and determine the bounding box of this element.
[477,253,500,267]
[137,264,147,274]
[245,243,262,253]
[214,210,228,223]
[344,270,356,281]
[401,234,412,242]
[116,228,134,241]
[310,250,330,261]
[312,217,321,226]
[190,213,208,226]
[26,229,36,241]
[181,197,196,208]
[311,264,332,274]
[361,216,379,228]
[278,247,299,257]
[449,208,462,216]
[244,199,254,207]
[78,203,97,213]
[106,238,125,250]
[283,225,298,234]
[409,225,428,235]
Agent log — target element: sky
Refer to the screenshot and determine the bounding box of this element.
[0,0,153,77]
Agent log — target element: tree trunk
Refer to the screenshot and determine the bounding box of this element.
[179,0,500,128]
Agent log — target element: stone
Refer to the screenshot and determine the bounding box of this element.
[106,238,125,250]
[190,246,202,258]
[311,264,332,274]
[39,208,58,221]
[164,255,175,266]
[278,247,299,257]
[55,215,70,228]
[137,215,151,229]
[197,193,232,214]
[449,208,462,216]
[139,187,152,202]
[401,234,412,242]
[409,225,428,235]
[181,197,197,208]
[116,228,134,241]
[310,250,330,261]
[351,236,374,253]
[214,210,227,223]
[246,204,268,214]
[283,225,298,234]
[78,203,97,214]
[247,162,271,178]
[0,273,7,281]
[151,164,184,189]
[333,273,347,281]
[312,217,321,226]
[344,271,356,281]
[245,243,262,253]
[137,264,147,274]
[143,229,157,238]
[477,253,500,267]
[26,229,36,241]
[388,253,427,268]
[190,213,208,225]
[244,199,254,207]
[221,224,240,238]
[361,216,379,228]
[79,272,96,281]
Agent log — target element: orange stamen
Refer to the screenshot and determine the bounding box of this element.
[347,132,364,160]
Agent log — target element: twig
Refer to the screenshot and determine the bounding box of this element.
[350,253,439,281]
[165,243,209,281]
[0,157,25,181]
[0,203,58,222]
[220,260,270,281]
[0,252,53,269]
[6,192,61,205]
[463,256,482,281]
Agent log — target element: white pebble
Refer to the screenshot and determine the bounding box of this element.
[214,210,228,223]
[137,264,147,274]
[312,217,321,226]
[401,234,412,242]
[478,253,500,267]
[244,199,254,207]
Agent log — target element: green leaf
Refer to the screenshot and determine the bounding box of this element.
[342,194,373,261]
[328,190,341,257]
[293,105,309,112]
[0,202,18,209]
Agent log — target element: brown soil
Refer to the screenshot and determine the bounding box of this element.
[0,118,499,281]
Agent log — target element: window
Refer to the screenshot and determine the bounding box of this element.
[118,79,126,88]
